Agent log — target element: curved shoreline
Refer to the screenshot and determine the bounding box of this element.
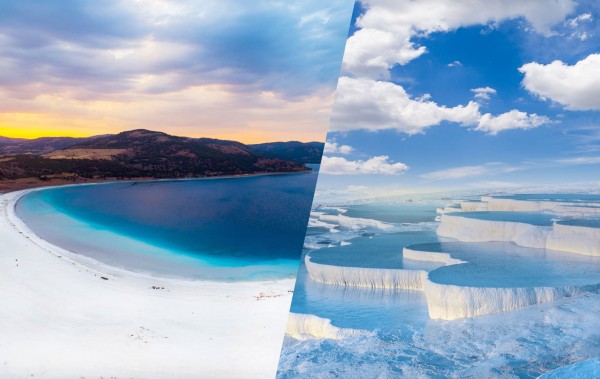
[0,168,316,193]
[0,188,296,378]
[15,185,299,283]
[12,186,296,284]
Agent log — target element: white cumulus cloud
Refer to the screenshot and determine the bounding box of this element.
[330,77,480,134]
[567,12,592,27]
[330,77,549,135]
[476,109,550,135]
[320,155,409,175]
[519,53,600,110]
[471,87,497,101]
[343,0,575,78]
[324,141,354,155]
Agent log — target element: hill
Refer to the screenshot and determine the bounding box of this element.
[0,136,89,155]
[249,141,324,164]
[0,130,323,191]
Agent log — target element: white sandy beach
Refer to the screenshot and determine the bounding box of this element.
[0,189,295,379]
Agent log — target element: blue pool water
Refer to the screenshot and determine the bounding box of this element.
[494,193,600,202]
[447,211,558,226]
[342,203,439,224]
[17,172,318,281]
[278,196,600,379]
[289,201,442,330]
[291,263,429,331]
[309,231,442,270]
[411,242,600,288]
[557,219,600,228]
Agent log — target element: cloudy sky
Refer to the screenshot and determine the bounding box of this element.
[319,0,600,194]
[0,0,353,142]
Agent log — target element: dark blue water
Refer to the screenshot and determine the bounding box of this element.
[17,171,318,281]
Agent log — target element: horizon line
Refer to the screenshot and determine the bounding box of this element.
[0,128,325,145]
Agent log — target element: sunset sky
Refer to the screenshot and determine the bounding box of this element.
[0,0,353,143]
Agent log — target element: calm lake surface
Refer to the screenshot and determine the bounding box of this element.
[17,170,319,281]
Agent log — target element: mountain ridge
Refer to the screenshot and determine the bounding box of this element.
[0,129,324,191]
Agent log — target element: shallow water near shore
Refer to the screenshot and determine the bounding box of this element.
[16,171,318,281]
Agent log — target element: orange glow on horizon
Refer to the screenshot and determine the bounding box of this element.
[0,85,334,144]
[0,113,124,140]
[0,128,96,139]
[0,124,325,144]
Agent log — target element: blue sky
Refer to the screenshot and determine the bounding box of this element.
[319,0,600,193]
[0,0,353,142]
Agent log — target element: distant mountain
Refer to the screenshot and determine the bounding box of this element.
[0,130,320,185]
[0,136,26,145]
[0,133,324,163]
[195,138,254,156]
[0,136,88,155]
[249,141,324,164]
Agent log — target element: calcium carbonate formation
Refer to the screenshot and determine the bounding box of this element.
[305,255,427,290]
[438,198,600,257]
[285,313,368,340]
[424,279,600,320]
[296,194,600,331]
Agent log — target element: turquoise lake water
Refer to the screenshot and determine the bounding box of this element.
[17,170,318,281]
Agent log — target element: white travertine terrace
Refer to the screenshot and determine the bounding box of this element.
[547,222,600,256]
[424,279,600,320]
[459,201,487,212]
[305,249,600,320]
[437,214,551,249]
[285,313,368,340]
[301,195,600,324]
[458,196,600,216]
[438,214,600,257]
[305,254,427,290]
[402,247,465,265]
